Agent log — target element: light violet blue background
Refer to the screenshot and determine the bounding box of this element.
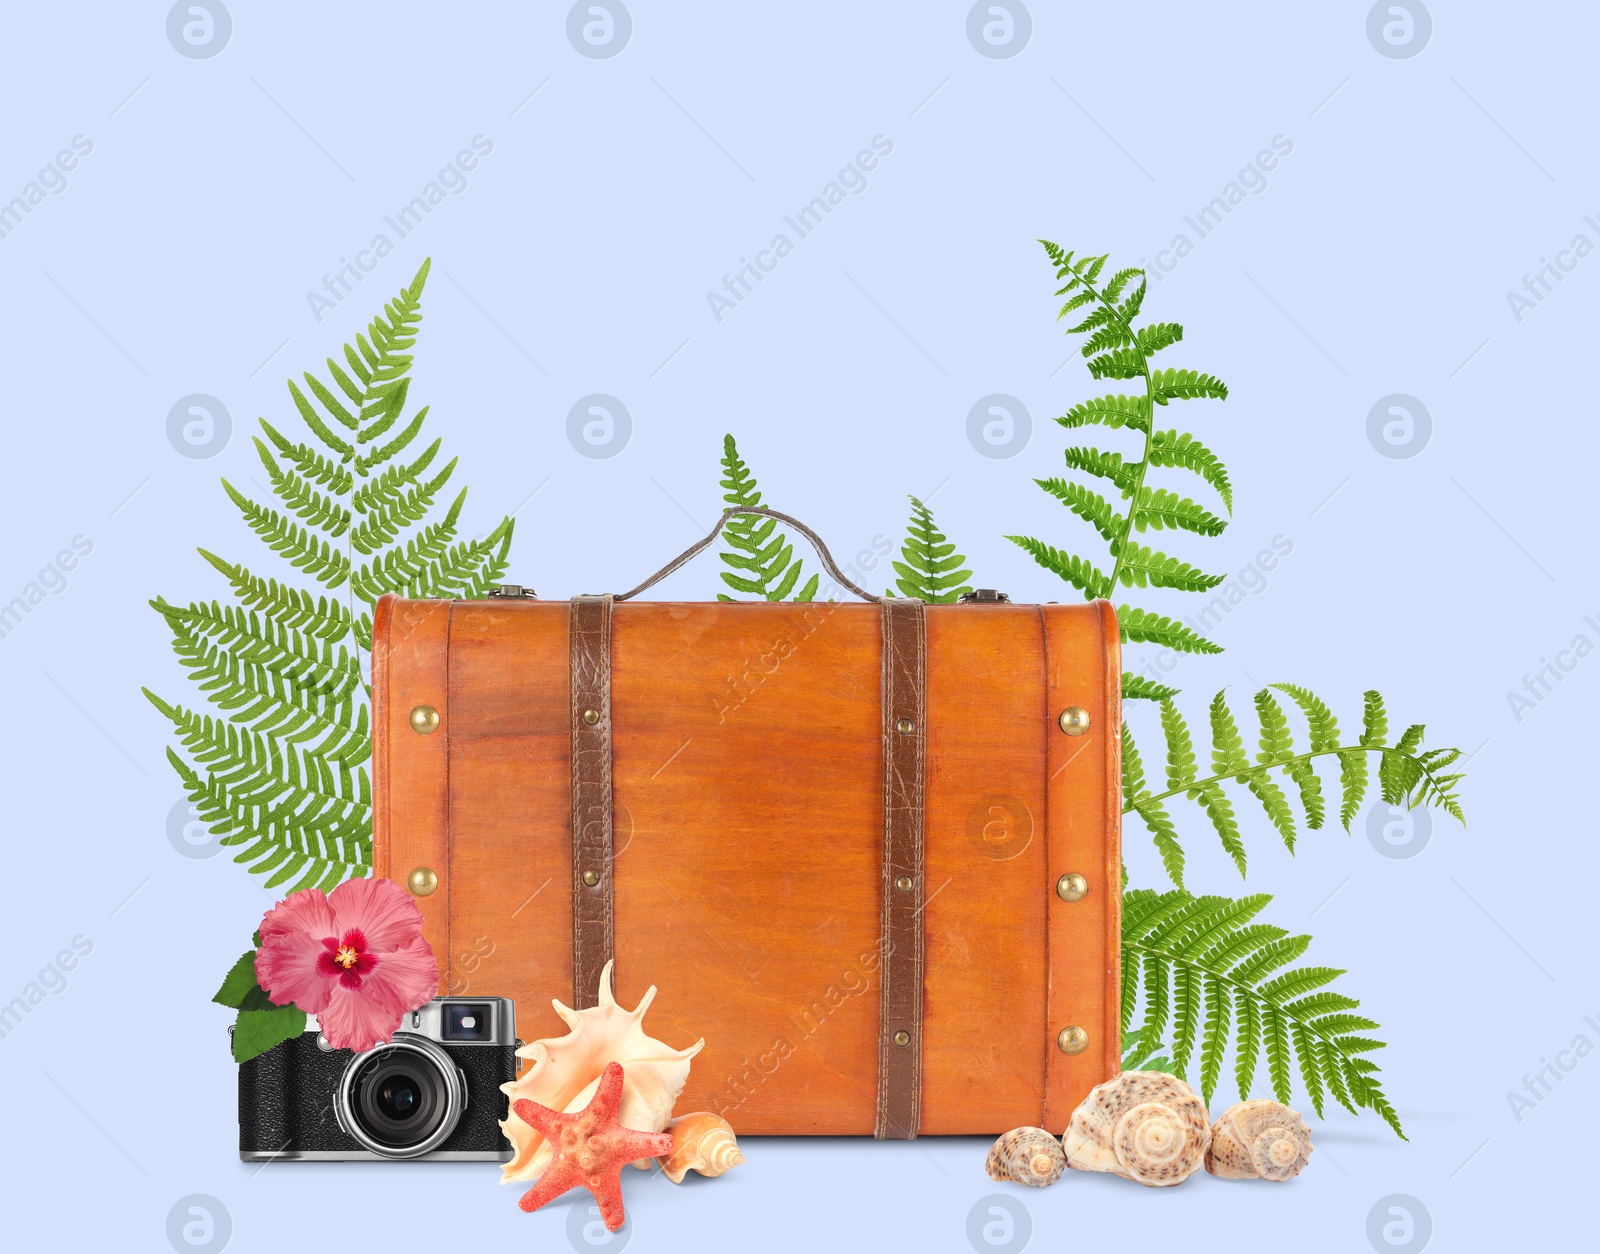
[0,3,1591,1252]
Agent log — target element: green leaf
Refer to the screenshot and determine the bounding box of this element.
[148,260,514,893]
[715,435,819,602]
[1193,781,1247,877]
[1062,446,1140,495]
[1159,698,1197,790]
[1149,368,1228,403]
[1133,487,1226,537]
[1124,724,1186,887]
[1036,479,1120,543]
[1136,322,1184,356]
[1122,672,1179,701]
[213,950,261,1008]
[1115,541,1225,593]
[1057,393,1148,433]
[1122,886,1405,1136]
[231,1005,307,1064]
[1129,686,1464,882]
[890,496,973,602]
[1117,606,1221,655]
[1006,536,1111,598]
[1147,429,1232,513]
[1028,246,1231,625]
[1360,690,1389,747]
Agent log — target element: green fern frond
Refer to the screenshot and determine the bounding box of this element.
[1148,429,1232,513]
[390,519,516,602]
[259,419,355,495]
[254,437,352,537]
[1122,673,1180,702]
[1062,446,1140,496]
[160,612,371,764]
[1117,605,1222,655]
[1136,322,1184,356]
[1036,479,1120,543]
[147,691,368,808]
[1122,686,1465,883]
[197,550,352,641]
[348,454,456,555]
[1113,541,1225,593]
[1149,368,1229,404]
[1004,536,1111,598]
[349,492,466,600]
[1122,886,1404,1135]
[148,259,515,892]
[1015,244,1231,694]
[151,598,362,701]
[715,435,819,602]
[1134,487,1226,537]
[221,481,351,589]
[890,496,973,602]
[1124,723,1187,887]
[1057,393,1148,433]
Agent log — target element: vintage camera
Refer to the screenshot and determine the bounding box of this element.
[237,998,517,1161]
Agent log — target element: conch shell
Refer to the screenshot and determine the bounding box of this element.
[984,1127,1066,1188]
[500,961,704,1183]
[1205,1099,1312,1181]
[1060,1070,1211,1187]
[657,1111,744,1184]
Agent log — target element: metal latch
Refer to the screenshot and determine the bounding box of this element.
[958,588,1010,603]
[487,584,538,599]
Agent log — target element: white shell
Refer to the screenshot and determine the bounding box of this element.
[1060,1070,1211,1187]
[1205,1099,1312,1181]
[984,1127,1066,1187]
[659,1112,744,1184]
[499,960,704,1183]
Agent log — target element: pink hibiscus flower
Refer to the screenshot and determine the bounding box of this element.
[254,877,440,1053]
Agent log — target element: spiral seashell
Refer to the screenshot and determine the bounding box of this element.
[1060,1070,1211,1187]
[1204,1099,1312,1181]
[657,1111,745,1184]
[984,1127,1066,1188]
[499,961,705,1183]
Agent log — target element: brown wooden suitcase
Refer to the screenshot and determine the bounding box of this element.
[372,508,1121,1138]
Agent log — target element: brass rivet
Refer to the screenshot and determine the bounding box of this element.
[408,704,440,735]
[893,1030,911,1047]
[895,717,915,736]
[582,708,600,726]
[1056,872,1089,903]
[895,875,913,892]
[1058,706,1091,736]
[407,866,438,896]
[582,869,600,887]
[1057,1025,1089,1055]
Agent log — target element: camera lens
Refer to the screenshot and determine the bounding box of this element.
[378,1077,419,1119]
[442,1002,494,1042]
[339,1038,465,1158]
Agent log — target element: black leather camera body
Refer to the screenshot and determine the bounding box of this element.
[237,998,516,1161]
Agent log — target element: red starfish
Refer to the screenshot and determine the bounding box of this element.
[512,1061,673,1232]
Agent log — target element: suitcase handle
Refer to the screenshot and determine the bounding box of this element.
[614,506,882,603]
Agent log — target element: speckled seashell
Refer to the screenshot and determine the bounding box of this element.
[984,1127,1066,1188]
[1205,1099,1312,1181]
[1060,1070,1211,1187]
[499,961,704,1183]
[658,1111,745,1184]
